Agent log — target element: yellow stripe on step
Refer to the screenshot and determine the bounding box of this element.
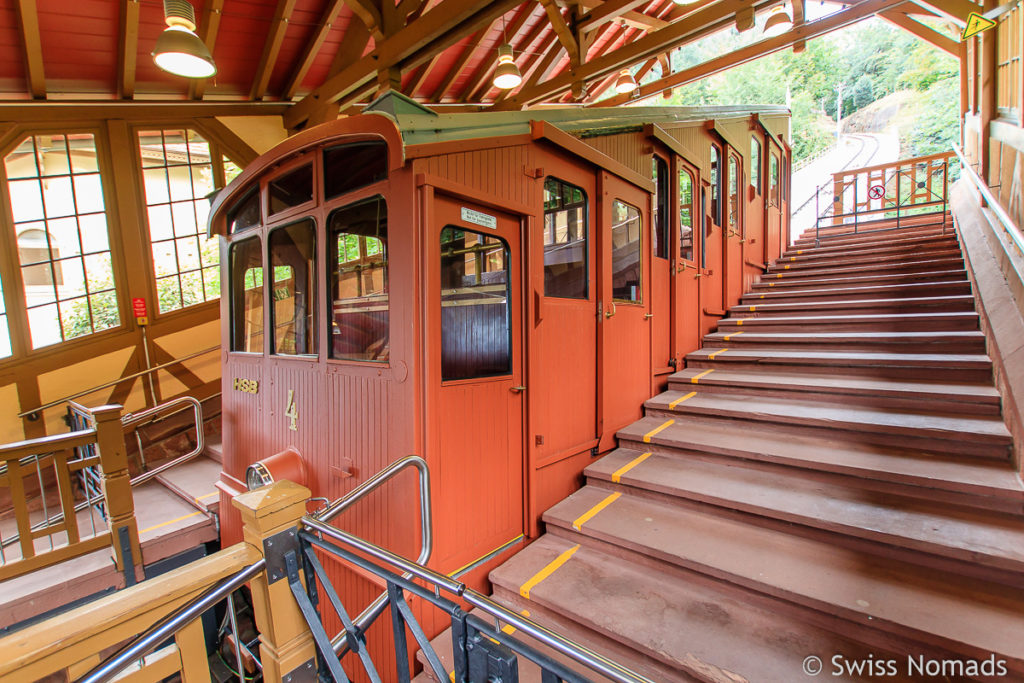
[520,545,579,598]
[749,305,757,312]
[690,369,715,384]
[797,250,804,255]
[708,348,728,359]
[723,331,744,341]
[736,319,743,326]
[611,452,652,483]
[669,392,697,409]
[643,419,675,442]
[784,264,791,270]
[777,273,784,278]
[572,492,621,530]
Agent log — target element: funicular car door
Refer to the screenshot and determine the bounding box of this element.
[597,170,651,451]
[767,141,784,260]
[746,132,768,283]
[701,140,727,336]
[650,155,673,392]
[430,194,525,572]
[673,156,702,359]
[725,147,744,305]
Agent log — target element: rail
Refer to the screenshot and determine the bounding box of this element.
[297,515,655,683]
[952,143,1024,253]
[17,344,220,419]
[312,454,433,654]
[812,150,955,243]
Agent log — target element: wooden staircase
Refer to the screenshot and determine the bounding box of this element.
[433,219,1024,682]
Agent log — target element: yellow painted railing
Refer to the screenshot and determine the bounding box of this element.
[0,404,140,582]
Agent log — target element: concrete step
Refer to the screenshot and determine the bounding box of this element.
[780,234,959,261]
[534,491,1024,673]
[753,269,967,290]
[666,367,999,415]
[740,280,973,304]
[765,256,965,280]
[584,449,1024,579]
[767,251,963,274]
[641,392,1012,460]
[700,330,987,354]
[717,311,979,333]
[730,295,977,318]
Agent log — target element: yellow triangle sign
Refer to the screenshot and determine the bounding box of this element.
[962,11,997,40]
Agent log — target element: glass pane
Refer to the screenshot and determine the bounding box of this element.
[542,177,588,299]
[181,270,204,307]
[27,303,62,348]
[191,165,214,198]
[440,226,510,381]
[611,200,642,302]
[750,138,762,194]
[8,179,44,222]
[37,136,70,177]
[176,236,201,271]
[203,265,220,300]
[148,204,173,241]
[84,252,114,291]
[60,296,90,340]
[679,168,694,261]
[47,216,82,256]
[79,213,109,254]
[58,256,86,295]
[172,200,198,236]
[138,131,166,167]
[224,160,243,184]
[323,142,388,200]
[770,154,780,206]
[228,188,260,233]
[728,155,739,230]
[157,276,182,313]
[230,237,263,352]
[152,241,178,277]
[200,235,219,268]
[22,263,57,294]
[5,138,38,179]
[329,197,389,361]
[710,145,721,226]
[142,168,170,205]
[89,290,119,331]
[73,174,104,215]
[268,164,313,216]
[269,219,316,356]
[168,165,195,202]
[0,316,11,358]
[652,158,669,259]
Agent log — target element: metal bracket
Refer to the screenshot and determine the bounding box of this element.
[467,629,518,683]
[264,527,299,584]
[118,525,137,587]
[281,658,317,683]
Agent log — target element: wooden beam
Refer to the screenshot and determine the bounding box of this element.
[188,0,224,100]
[880,9,960,55]
[283,0,346,99]
[285,0,524,128]
[407,54,442,97]
[345,0,385,40]
[906,0,979,26]
[457,4,534,102]
[492,0,754,109]
[593,0,908,108]
[14,0,46,99]
[577,0,652,32]
[792,0,806,51]
[540,0,580,64]
[0,102,290,122]
[117,1,140,99]
[330,17,373,76]
[430,29,486,102]
[250,0,299,100]
[576,0,668,31]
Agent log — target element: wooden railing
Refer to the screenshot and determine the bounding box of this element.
[825,150,956,230]
[0,404,140,582]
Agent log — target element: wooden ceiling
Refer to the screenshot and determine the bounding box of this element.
[1,0,971,130]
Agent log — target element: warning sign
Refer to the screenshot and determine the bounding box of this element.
[132,297,148,326]
[962,12,997,40]
[868,185,885,200]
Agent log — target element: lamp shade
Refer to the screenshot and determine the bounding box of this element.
[493,43,522,90]
[671,0,701,5]
[614,69,637,95]
[153,26,217,78]
[763,5,793,37]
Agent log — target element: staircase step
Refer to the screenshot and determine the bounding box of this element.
[701,330,986,353]
[666,368,998,414]
[717,311,979,333]
[740,280,972,303]
[642,392,1012,459]
[767,251,963,274]
[781,235,959,260]
[489,535,928,682]
[753,269,967,290]
[584,449,1024,576]
[685,347,993,382]
[766,258,965,280]
[536,491,1024,671]
[730,295,977,318]
[793,223,950,247]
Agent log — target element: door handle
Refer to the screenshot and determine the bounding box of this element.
[510,385,526,393]
[644,313,654,320]
[605,303,617,319]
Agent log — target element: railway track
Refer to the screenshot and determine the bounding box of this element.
[792,133,881,217]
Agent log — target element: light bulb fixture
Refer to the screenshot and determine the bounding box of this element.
[763,4,794,37]
[671,0,701,5]
[614,69,638,95]
[493,44,523,90]
[153,0,217,78]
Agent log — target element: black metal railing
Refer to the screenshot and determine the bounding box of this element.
[283,512,654,683]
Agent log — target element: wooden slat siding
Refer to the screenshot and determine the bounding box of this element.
[664,124,709,170]
[581,132,650,178]
[440,303,509,379]
[423,145,534,207]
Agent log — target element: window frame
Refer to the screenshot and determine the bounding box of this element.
[652,155,670,260]
[727,150,742,236]
[710,143,724,227]
[541,175,590,300]
[750,137,762,196]
[677,161,697,265]
[610,198,643,305]
[228,234,266,355]
[268,217,318,358]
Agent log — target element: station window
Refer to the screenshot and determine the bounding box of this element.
[137,129,238,314]
[269,219,316,356]
[440,227,510,381]
[542,177,588,299]
[678,168,694,262]
[329,197,389,362]
[269,163,313,216]
[0,274,10,358]
[710,144,722,226]
[323,141,388,200]
[229,236,263,353]
[769,153,780,208]
[728,154,740,232]
[750,138,762,195]
[4,133,120,348]
[652,157,669,259]
[611,200,642,303]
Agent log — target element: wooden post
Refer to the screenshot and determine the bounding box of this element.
[233,481,316,683]
[979,0,998,182]
[92,404,141,579]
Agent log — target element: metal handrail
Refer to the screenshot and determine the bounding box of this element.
[302,516,654,683]
[77,558,267,683]
[17,345,220,419]
[311,454,432,653]
[952,143,1024,253]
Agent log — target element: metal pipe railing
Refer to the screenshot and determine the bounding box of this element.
[952,143,1024,253]
[302,517,654,683]
[17,345,220,419]
[122,396,206,487]
[77,558,267,683]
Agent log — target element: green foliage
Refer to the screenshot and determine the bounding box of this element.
[903,76,960,156]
